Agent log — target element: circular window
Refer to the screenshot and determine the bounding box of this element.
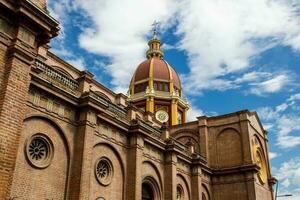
[25,134,53,169]
[95,157,113,186]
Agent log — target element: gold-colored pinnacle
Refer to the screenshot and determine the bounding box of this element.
[146,21,164,59]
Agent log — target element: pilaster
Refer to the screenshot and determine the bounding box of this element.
[68,109,97,200]
[126,133,144,200]
[239,112,253,164]
[171,99,178,125]
[146,97,154,113]
[191,157,203,200]
[164,142,177,200]
[198,116,209,164]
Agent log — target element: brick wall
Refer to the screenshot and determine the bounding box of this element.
[10,117,68,199]
[0,52,32,199]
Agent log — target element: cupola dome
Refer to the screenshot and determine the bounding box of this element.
[128,31,189,126]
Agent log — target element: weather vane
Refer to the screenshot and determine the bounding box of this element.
[151,20,160,39]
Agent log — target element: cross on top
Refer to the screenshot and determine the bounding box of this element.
[151,20,160,38]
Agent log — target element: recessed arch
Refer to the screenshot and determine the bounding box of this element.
[177,173,191,200]
[93,142,125,185]
[23,114,71,166]
[142,176,162,200]
[202,184,211,200]
[216,128,242,167]
[172,129,198,139]
[142,160,163,193]
[217,127,240,138]
[23,114,70,153]
[11,114,70,199]
[92,142,125,199]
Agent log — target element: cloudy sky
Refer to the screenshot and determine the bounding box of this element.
[48,0,300,198]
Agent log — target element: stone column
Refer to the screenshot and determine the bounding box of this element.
[239,112,253,164]
[68,109,97,200]
[198,117,209,164]
[191,156,203,200]
[126,133,144,200]
[164,142,177,200]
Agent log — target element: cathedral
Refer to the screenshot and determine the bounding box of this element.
[0,0,276,200]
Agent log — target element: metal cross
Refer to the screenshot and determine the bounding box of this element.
[151,20,160,38]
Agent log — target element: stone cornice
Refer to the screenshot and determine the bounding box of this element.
[0,0,60,43]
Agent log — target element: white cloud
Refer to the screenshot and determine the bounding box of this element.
[257,106,281,121]
[263,123,273,131]
[177,0,300,94]
[50,0,300,94]
[234,71,271,84]
[66,57,86,70]
[248,74,291,96]
[48,0,74,40]
[187,105,204,122]
[288,93,300,102]
[269,152,279,160]
[276,115,300,148]
[72,0,176,92]
[257,92,300,149]
[273,157,300,200]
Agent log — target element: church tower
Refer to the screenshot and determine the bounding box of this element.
[128,31,189,125]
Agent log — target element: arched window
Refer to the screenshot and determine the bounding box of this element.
[176,185,184,200]
[142,182,154,200]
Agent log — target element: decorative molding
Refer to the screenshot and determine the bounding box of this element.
[34,59,80,94]
[28,88,76,122]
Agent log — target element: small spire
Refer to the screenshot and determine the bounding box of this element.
[152,20,159,39]
[146,21,164,59]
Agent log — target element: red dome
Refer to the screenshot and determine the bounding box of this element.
[133,57,181,89]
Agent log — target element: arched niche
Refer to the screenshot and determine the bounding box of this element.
[11,116,70,199]
[177,136,200,154]
[202,184,210,200]
[216,128,243,167]
[173,130,200,154]
[91,143,125,200]
[142,176,161,200]
[176,173,191,200]
[142,160,163,199]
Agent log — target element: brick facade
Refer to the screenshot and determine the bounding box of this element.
[0,0,275,200]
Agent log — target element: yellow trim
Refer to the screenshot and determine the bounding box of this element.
[252,140,268,185]
[171,99,178,125]
[149,58,154,90]
[146,97,154,113]
[183,108,188,123]
[133,79,149,85]
[130,77,135,95]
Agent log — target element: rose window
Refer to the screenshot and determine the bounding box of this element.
[29,138,47,160]
[26,134,53,169]
[96,161,109,179]
[95,157,113,186]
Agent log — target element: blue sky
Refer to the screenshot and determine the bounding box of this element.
[48,0,300,198]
